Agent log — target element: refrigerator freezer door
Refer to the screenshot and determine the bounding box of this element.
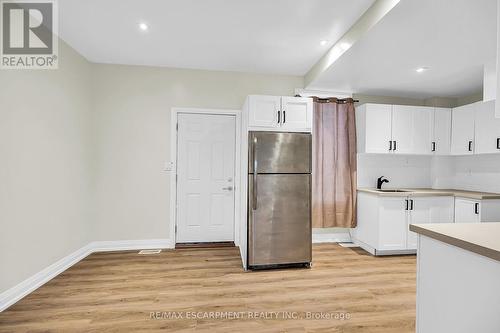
[248,132,311,174]
[248,174,311,266]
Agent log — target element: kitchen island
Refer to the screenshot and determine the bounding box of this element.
[410,222,500,333]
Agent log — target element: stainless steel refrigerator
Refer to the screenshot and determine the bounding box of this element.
[247,131,312,269]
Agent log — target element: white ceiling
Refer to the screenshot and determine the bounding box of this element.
[309,0,497,98]
[59,0,374,75]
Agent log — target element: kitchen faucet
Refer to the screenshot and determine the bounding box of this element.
[377,176,389,189]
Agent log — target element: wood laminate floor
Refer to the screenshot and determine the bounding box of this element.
[0,244,416,333]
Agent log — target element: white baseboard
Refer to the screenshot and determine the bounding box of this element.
[0,238,173,312]
[90,239,174,252]
[312,232,352,244]
[0,243,93,312]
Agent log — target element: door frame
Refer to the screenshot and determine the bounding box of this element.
[170,107,242,245]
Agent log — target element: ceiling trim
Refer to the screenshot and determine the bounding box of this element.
[305,0,401,87]
[295,88,352,99]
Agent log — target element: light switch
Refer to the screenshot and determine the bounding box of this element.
[164,161,174,172]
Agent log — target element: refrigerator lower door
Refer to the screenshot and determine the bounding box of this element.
[248,174,311,266]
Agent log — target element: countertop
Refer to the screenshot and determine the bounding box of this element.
[357,188,500,200]
[409,223,500,262]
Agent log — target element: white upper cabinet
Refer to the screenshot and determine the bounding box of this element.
[356,104,392,154]
[280,96,313,131]
[392,105,433,155]
[433,108,452,155]
[474,100,500,154]
[451,103,475,155]
[357,100,500,155]
[357,104,434,155]
[248,95,281,129]
[391,105,414,154]
[246,95,312,132]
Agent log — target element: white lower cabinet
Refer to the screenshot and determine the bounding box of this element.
[406,197,455,250]
[454,198,481,223]
[355,193,454,255]
[453,197,500,223]
[378,197,408,251]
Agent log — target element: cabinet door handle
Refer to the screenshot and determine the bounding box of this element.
[405,199,409,211]
[468,140,473,152]
[474,203,479,215]
[283,110,286,124]
[497,138,500,150]
[393,141,397,151]
[277,111,281,124]
[410,199,414,211]
[432,142,436,152]
[389,140,393,151]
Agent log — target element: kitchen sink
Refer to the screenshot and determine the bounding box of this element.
[375,189,409,193]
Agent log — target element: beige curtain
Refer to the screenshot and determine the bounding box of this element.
[312,97,357,228]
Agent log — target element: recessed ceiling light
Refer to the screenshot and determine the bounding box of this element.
[416,67,429,73]
[320,40,328,46]
[138,23,149,31]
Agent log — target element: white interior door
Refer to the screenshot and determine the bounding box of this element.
[176,113,236,243]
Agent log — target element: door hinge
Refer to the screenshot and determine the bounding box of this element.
[175,225,177,234]
[176,123,178,131]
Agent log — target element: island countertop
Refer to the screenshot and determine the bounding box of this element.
[410,223,500,262]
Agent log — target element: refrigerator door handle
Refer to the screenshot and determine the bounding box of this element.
[253,136,258,210]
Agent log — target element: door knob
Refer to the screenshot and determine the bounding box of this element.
[222,186,233,191]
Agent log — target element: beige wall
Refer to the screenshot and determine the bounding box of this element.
[91,64,303,241]
[0,36,486,295]
[0,41,92,293]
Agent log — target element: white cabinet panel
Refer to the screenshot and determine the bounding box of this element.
[451,103,475,155]
[391,105,433,154]
[357,104,392,153]
[248,95,280,129]
[454,198,481,223]
[391,105,414,154]
[247,95,312,132]
[412,106,434,154]
[474,100,500,154]
[378,197,408,250]
[433,108,452,155]
[280,96,313,131]
[408,197,454,249]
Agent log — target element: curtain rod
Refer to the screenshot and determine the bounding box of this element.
[297,95,360,103]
